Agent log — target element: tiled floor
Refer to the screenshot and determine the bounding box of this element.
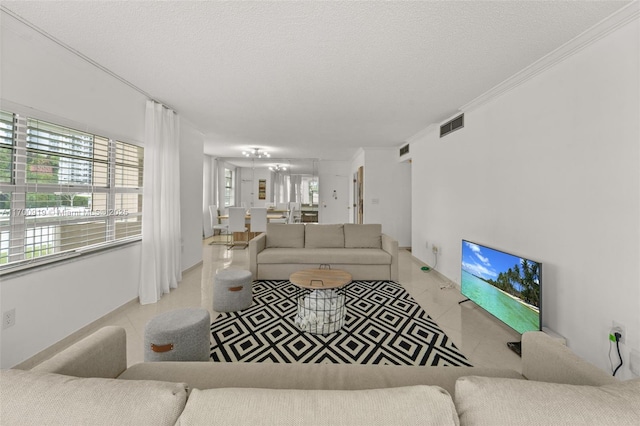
[23,237,523,372]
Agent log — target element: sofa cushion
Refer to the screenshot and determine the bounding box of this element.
[344,223,382,248]
[258,248,391,265]
[455,376,640,426]
[0,369,188,426]
[266,223,305,248]
[176,385,459,426]
[120,362,524,397]
[305,224,345,248]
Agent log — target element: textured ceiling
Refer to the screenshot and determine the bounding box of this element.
[1,1,631,161]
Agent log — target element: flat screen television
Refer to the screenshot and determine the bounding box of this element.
[460,240,541,355]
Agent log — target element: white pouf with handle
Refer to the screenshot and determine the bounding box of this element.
[213,269,253,312]
[144,308,210,362]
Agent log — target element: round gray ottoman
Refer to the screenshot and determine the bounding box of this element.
[213,269,253,312]
[144,308,210,362]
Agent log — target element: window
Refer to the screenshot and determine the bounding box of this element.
[0,110,143,272]
[309,179,319,205]
[0,111,12,184]
[300,176,319,206]
[224,168,234,207]
[0,111,14,264]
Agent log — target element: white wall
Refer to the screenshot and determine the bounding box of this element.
[0,245,141,368]
[0,11,205,367]
[202,155,215,238]
[411,17,639,379]
[391,158,412,248]
[350,148,412,245]
[238,167,272,208]
[180,121,204,270]
[318,160,350,224]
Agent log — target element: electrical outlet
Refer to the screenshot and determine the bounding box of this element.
[432,245,439,254]
[425,241,429,249]
[610,321,625,344]
[2,308,16,329]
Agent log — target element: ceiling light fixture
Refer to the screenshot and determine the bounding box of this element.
[242,148,270,158]
[269,164,287,172]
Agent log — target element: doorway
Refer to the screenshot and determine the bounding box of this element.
[353,166,363,224]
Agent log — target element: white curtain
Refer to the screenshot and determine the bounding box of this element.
[202,156,214,238]
[215,159,226,209]
[269,171,276,203]
[273,172,286,204]
[139,100,182,305]
[212,158,220,209]
[290,175,302,202]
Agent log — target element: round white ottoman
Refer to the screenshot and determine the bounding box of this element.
[213,269,253,312]
[144,308,210,362]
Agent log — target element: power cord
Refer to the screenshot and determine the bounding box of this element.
[609,332,623,376]
[422,252,454,289]
[440,280,454,290]
[425,252,453,289]
[421,251,439,274]
[609,340,614,372]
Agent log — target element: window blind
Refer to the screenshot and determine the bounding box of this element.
[113,140,143,238]
[0,111,13,264]
[0,111,13,184]
[0,111,143,272]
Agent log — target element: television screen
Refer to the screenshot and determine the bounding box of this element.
[461,240,541,335]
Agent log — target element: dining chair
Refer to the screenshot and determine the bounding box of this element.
[209,205,230,245]
[268,207,288,224]
[227,207,249,249]
[289,202,301,223]
[250,208,268,234]
[269,215,288,224]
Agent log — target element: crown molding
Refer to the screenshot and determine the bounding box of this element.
[405,123,438,144]
[461,1,640,113]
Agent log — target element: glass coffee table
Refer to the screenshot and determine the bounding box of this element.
[289,267,352,334]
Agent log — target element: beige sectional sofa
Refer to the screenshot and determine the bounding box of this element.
[249,223,398,281]
[2,326,639,425]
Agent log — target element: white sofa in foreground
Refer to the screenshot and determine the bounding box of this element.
[2,327,639,425]
[249,223,399,281]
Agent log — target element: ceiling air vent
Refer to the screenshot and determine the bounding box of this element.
[440,113,464,138]
[399,144,409,156]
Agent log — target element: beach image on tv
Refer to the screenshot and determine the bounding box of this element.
[461,241,541,334]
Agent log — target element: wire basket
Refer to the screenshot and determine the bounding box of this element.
[294,288,346,334]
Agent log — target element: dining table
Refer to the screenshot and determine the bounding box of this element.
[217,211,288,242]
[217,213,287,222]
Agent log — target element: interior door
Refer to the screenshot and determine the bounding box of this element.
[356,166,363,224]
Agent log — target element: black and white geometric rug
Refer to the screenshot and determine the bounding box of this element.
[210,280,472,366]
